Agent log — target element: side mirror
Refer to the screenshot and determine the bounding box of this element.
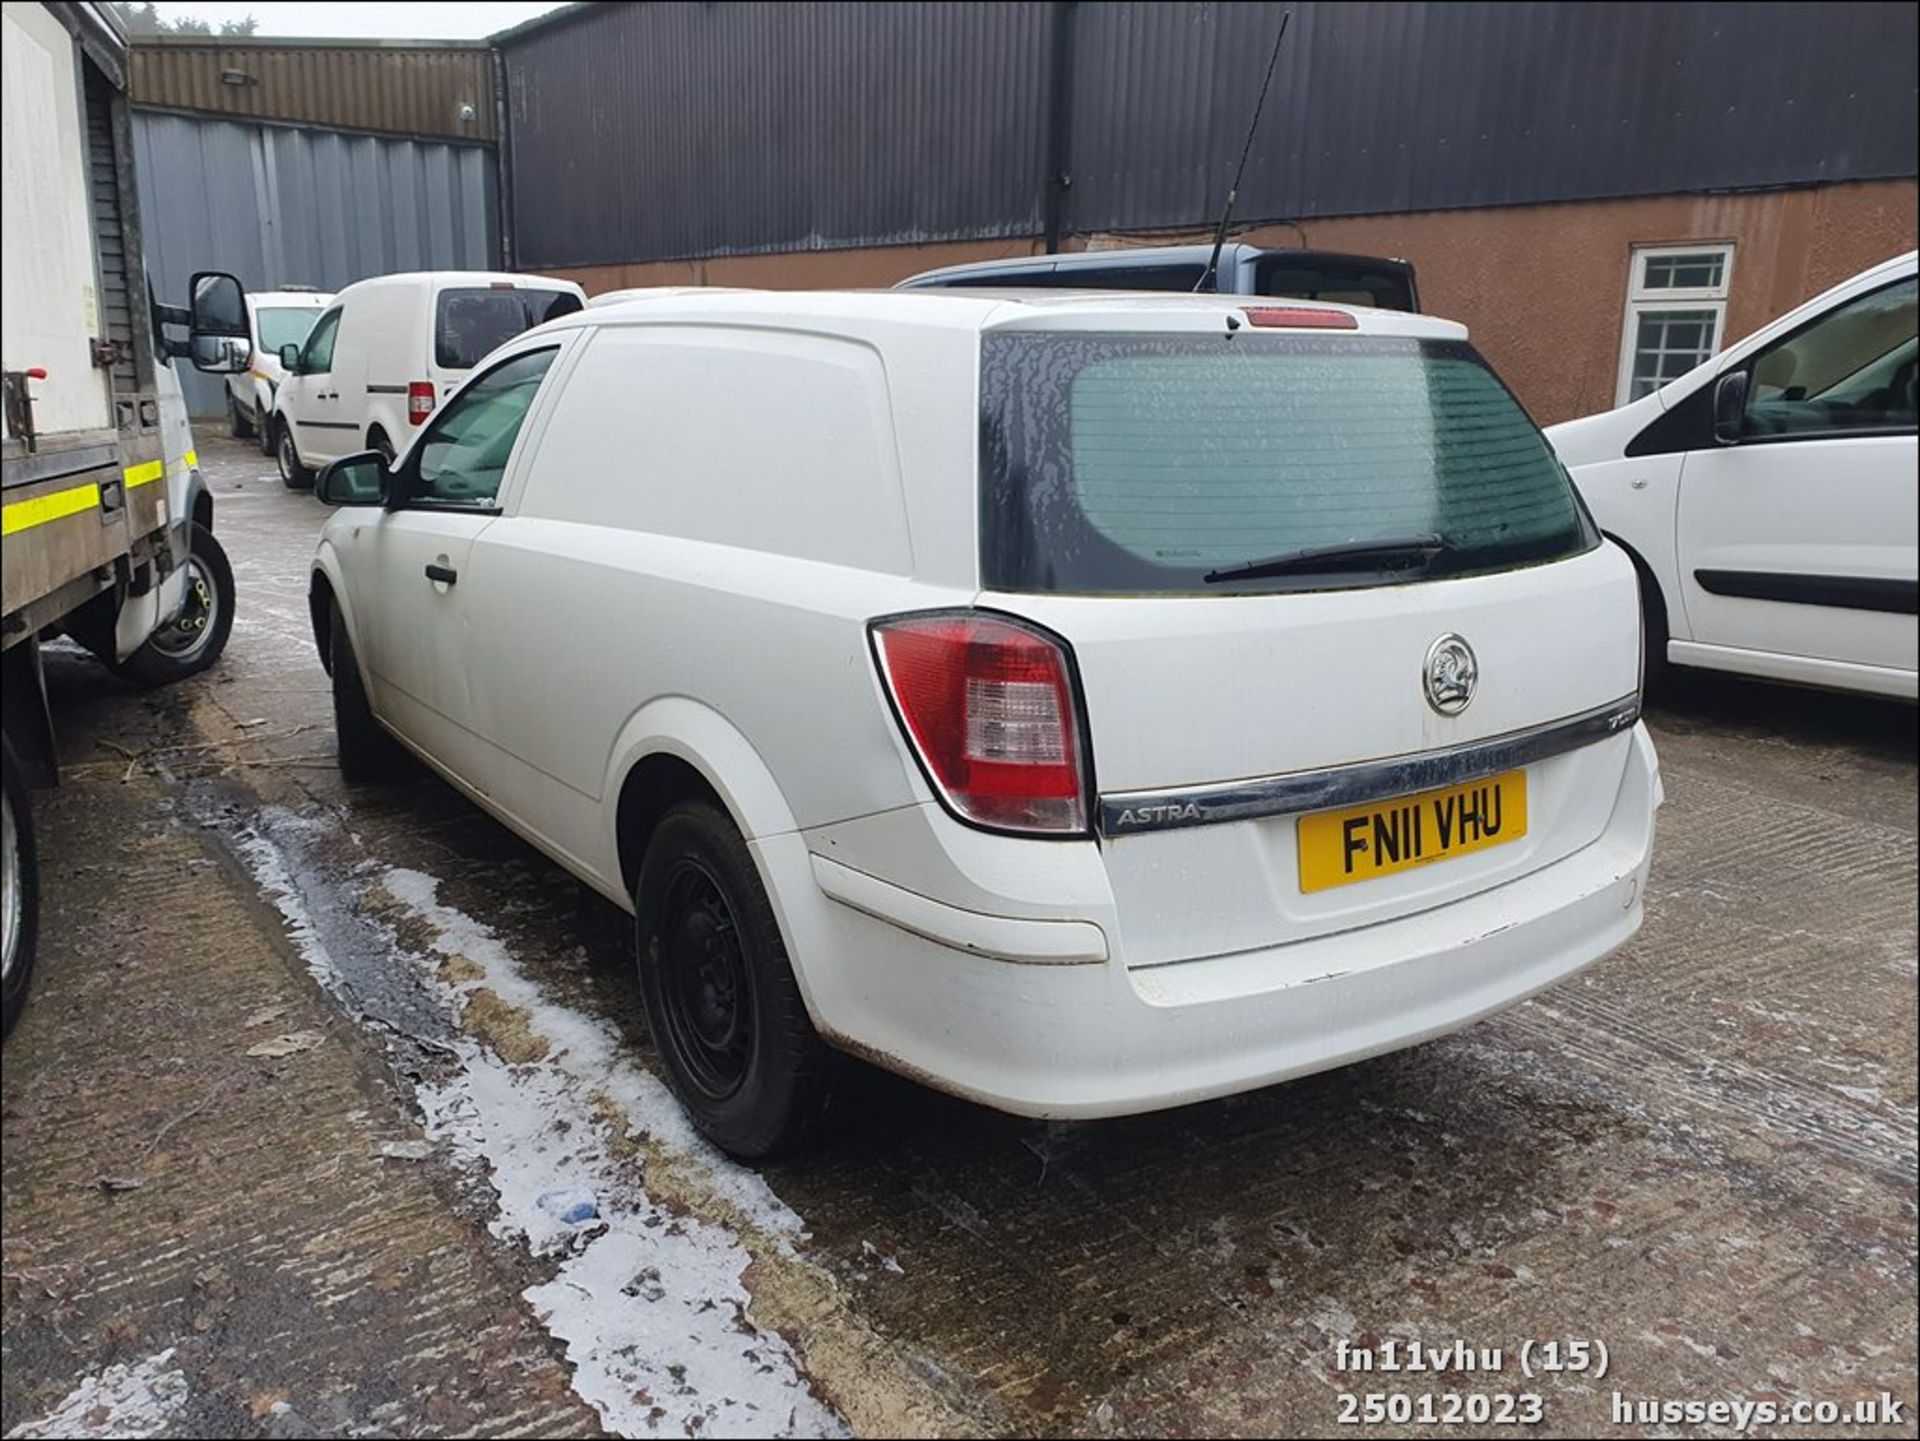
[189,333,248,374]
[1711,369,1749,445]
[279,342,303,372]
[316,451,390,507]
[186,270,249,373]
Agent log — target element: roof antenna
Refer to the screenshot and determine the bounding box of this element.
[1196,9,1292,294]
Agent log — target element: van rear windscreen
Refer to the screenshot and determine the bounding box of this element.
[979,333,1594,595]
[1256,258,1416,311]
[435,287,583,370]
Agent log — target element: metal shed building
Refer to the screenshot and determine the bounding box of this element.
[492,0,1919,424]
[128,37,501,416]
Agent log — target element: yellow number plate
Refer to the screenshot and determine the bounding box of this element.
[1297,770,1527,894]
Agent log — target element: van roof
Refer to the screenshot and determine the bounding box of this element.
[331,270,585,299]
[560,287,1468,341]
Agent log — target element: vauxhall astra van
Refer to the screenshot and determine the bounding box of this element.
[308,289,1662,1155]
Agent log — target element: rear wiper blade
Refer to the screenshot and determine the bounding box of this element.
[1203,533,1448,584]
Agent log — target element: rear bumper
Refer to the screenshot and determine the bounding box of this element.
[768,724,1661,1119]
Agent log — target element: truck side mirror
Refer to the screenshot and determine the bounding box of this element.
[316,451,390,507]
[1711,369,1749,445]
[184,271,248,372]
[189,271,246,334]
[279,342,303,372]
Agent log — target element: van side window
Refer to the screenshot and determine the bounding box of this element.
[409,348,558,509]
[1742,277,1918,440]
[301,308,342,375]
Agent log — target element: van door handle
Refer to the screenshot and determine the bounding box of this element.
[424,563,458,585]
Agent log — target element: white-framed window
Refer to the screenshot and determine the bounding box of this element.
[1615,243,1735,404]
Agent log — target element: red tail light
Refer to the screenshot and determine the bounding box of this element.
[407,381,436,424]
[1242,306,1359,329]
[872,613,1089,835]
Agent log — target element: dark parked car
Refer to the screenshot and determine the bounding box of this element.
[897,242,1420,312]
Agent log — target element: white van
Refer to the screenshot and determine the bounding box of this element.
[272,270,585,487]
[224,287,333,451]
[308,289,1661,1156]
[1548,252,1917,699]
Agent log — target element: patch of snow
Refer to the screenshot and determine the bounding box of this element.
[3,1349,188,1440]
[379,867,805,1245]
[416,1048,840,1439]
[229,824,334,991]
[229,820,842,1440]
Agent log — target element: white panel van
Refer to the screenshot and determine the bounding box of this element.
[272,271,585,488]
[308,289,1661,1156]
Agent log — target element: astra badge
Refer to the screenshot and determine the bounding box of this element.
[1423,634,1478,716]
[1116,802,1203,830]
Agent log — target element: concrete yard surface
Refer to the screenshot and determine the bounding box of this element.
[2,434,1915,1439]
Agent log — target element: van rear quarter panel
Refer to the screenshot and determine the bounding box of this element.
[525,325,915,570]
[466,321,977,863]
[345,283,428,384]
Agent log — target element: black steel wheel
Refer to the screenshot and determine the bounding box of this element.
[329,601,407,782]
[635,801,833,1156]
[656,857,756,1100]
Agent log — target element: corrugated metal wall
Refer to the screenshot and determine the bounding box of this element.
[131,38,497,143]
[1063,0,1920,232]
[499,0,1919,268]
[504,0,1052,268]
[133,110,498,415]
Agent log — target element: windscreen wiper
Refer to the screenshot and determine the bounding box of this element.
[1202,533,1449,584]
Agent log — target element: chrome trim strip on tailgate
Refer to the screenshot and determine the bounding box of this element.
[1098,695,1642,836]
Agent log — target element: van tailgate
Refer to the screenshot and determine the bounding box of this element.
[992,543,1641,965]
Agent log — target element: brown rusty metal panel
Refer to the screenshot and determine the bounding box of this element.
[129,36,497,144]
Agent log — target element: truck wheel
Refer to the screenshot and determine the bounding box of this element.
[116,523,235,686]
[2,736,39,1041]
[329,602,406,782]
[635,801,834,1158]
[277,422,314,490]
[367,427,396,465]
[228,389,255,440]
[258,408,276,456]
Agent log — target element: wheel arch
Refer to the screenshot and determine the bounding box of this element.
[605,698,802,905]
[185,469,213,533]
[1602,529,1671,640]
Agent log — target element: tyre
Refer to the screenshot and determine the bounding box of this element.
[367,427,396,466]
[1636,563,1670,694]
[2,735,40,1042]
[258,407,276,456]
[228,388,256,440]
[277,422,314,490]
[329,602,406,782]
[635,801,834,1157]
[115,523,235,686]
